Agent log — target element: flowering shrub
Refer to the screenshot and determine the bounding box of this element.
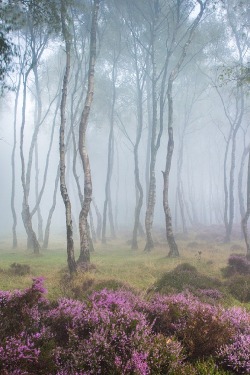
[0,278,249,374]
[217,334,250,374]
[144,292,249,360]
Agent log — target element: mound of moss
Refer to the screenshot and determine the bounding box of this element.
[151,263,222,298]
[60,273,135,300]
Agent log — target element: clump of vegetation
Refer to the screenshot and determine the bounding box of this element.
[225,274,250,303]
[9,262,30,276]
[151,263,222,297]
[59,272,135,300]
[221,254,250,278]
[220,254,250,303]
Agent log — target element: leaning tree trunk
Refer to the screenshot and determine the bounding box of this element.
[43,166,59,249]
[60,0,77,275]
[78,0,100,266]
[242,150,250,259]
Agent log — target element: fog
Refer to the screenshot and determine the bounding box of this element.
[0,0,249,259]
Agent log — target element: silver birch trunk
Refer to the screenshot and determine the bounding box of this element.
[78,0,100,265]
[60,0,77,274]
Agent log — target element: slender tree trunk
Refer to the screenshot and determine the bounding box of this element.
[108,132,116,239]
[145,74,152,202]
[144,39,157,252]
[30,89,60,219]
[131,34,146,249]
[238,144,250,219]
[11,69,21,249]
[21,26,47,251]
[71,122,95,253]
[102,50,118,244]
[224,88,244,242]
[163,1,204,255]
[78,0,100,265]
[144,7,171,251]
[20,70,40,254]
[92,198,102,241]
[242,150,250,259]
[60,0,77,275]
[43,166,59,249]
[163,78,179,257]
[35,142,43,242]
[177,135,187,234]
[131,96,144,249]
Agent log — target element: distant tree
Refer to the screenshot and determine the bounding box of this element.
[242,150,250,259]
[102,40,120,244]
[215,0,248,242]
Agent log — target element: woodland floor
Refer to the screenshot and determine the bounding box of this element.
[0,225,248,307]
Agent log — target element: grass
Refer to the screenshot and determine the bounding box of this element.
[0,234,248,306]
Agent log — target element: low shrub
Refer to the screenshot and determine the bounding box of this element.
[217,334,250,374]
[222,254,250,278]
[59,271,135,301]
[151,263,222,296]
[144,293,235,360]
[194,357,232,375]
[9,262,30,276]
[226,274,250,302]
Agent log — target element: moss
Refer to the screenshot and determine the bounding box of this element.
[151,263,222,295]
[226,274,250,302]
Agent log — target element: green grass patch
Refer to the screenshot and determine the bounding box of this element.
[0,237,248,307]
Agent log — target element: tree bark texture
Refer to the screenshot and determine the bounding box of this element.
[144,35,157,252]
[60,0,77,275]
[78,0,100,265]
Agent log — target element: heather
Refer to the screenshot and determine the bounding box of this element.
[0,278,249,374]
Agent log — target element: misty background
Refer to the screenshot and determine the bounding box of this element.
[0,0,249,253]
